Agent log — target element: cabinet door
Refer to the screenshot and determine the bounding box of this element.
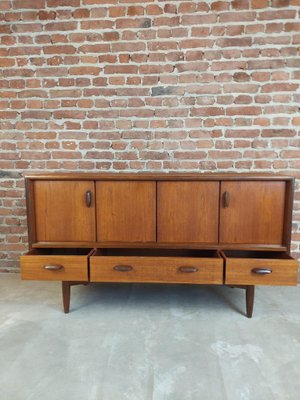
[220,181,285,245]
[34,181,96,242]
[96,181,156,242]
[157,181,219,243]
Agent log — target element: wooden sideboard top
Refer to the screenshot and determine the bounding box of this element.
[24,172,294,181]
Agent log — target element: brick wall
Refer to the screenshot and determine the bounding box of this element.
[0,0,300,271]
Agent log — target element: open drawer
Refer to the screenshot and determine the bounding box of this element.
[90,249,224,284]
[222,250,298,286]
[20,248,93,281]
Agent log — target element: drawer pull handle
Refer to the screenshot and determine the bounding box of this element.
[85,190,92,208]
[223,191,230,208]
[44,264,63,271]
[178,266,198,273]
[113,265,133,272]
[251,268,272,275]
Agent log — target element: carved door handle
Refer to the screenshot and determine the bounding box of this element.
[113,265,133,272]
[223,191,230,208]
[85,191,92,207]
[251,268,272,275]
[44,264,63,271]
[178,266,198,273]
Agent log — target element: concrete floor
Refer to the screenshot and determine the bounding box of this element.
[0,273,300,400]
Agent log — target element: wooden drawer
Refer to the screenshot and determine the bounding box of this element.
[90,249,224,284]
[20,248,92,281]
[223,250,298,286]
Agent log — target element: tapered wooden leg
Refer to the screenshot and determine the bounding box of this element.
[62,281,71,313]
[228,285,255,318]
[246,285,255,318]
[62,281,88,313]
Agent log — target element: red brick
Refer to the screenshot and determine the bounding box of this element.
[12,23,41,33]
[80,19,114,30]
[0,1,11,10]
[36,67,68,77]
[104,65,138,75]
[173,151,207,159]
[281,151,300,158]
[39,10,56,20]
[191,107,225,117]
[211,61,247,71]
[109,6,126,17]
[211,1,230,11]
[262,129,296,137]
[226,106,261,115]
[18,90,47,98]
[271,0,290,6]
[53,110,85,119]
[181,14,217,25]
[4,12,21,21]
[1,90,18,98]
[79,44,110,53]
[103,31,120,41]
[44,45,76,54]
[21,111,51,119]
[251,0,268,7]
[128,6,144,16]
[45,22,77,31]
[217,37,252,47]
[234,95,252,104]
[13,0,45,8]
[191,27,210,37]
[244,150,277,159]
[73,9,90,18]
[285,23,300,32]
[248,59,284,69]
[232,0,250,9]
[47,0,80,6]
[69,66,101,75]
[146,5,163,14]
[226,25,245,36]
[219,11,256,22]
[281,47,297,56]
[180,39,214,49]
[209,150,242,159]
[262,83,298,92]
[258,10,296,20]
[0,58,15,67]
[85,151,113,159]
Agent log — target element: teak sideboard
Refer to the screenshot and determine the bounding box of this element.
[20,173,298,317]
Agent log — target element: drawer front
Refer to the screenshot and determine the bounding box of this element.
[90,256,223,284]
[21,255,88,281]
[225,258,298,286]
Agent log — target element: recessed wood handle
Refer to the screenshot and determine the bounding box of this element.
[113,265,133,272]
[251,268,272,275]
[178,266,198,273]
[223,191,230,208]
[44,264,63,271]
[85,190,92,207]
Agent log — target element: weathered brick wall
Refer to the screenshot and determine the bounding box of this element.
[0,0,300,271]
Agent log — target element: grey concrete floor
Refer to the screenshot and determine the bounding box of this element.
[0,273,300,400]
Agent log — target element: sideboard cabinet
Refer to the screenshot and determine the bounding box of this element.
[21,173,298,317]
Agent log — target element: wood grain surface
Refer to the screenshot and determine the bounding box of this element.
[220,181,286,245]
[21,252,89,281]
[223,252,298,286]
[34,180,96,242]
[96,181,156,242]
[158,181,219,243]
[90,254,223,284]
